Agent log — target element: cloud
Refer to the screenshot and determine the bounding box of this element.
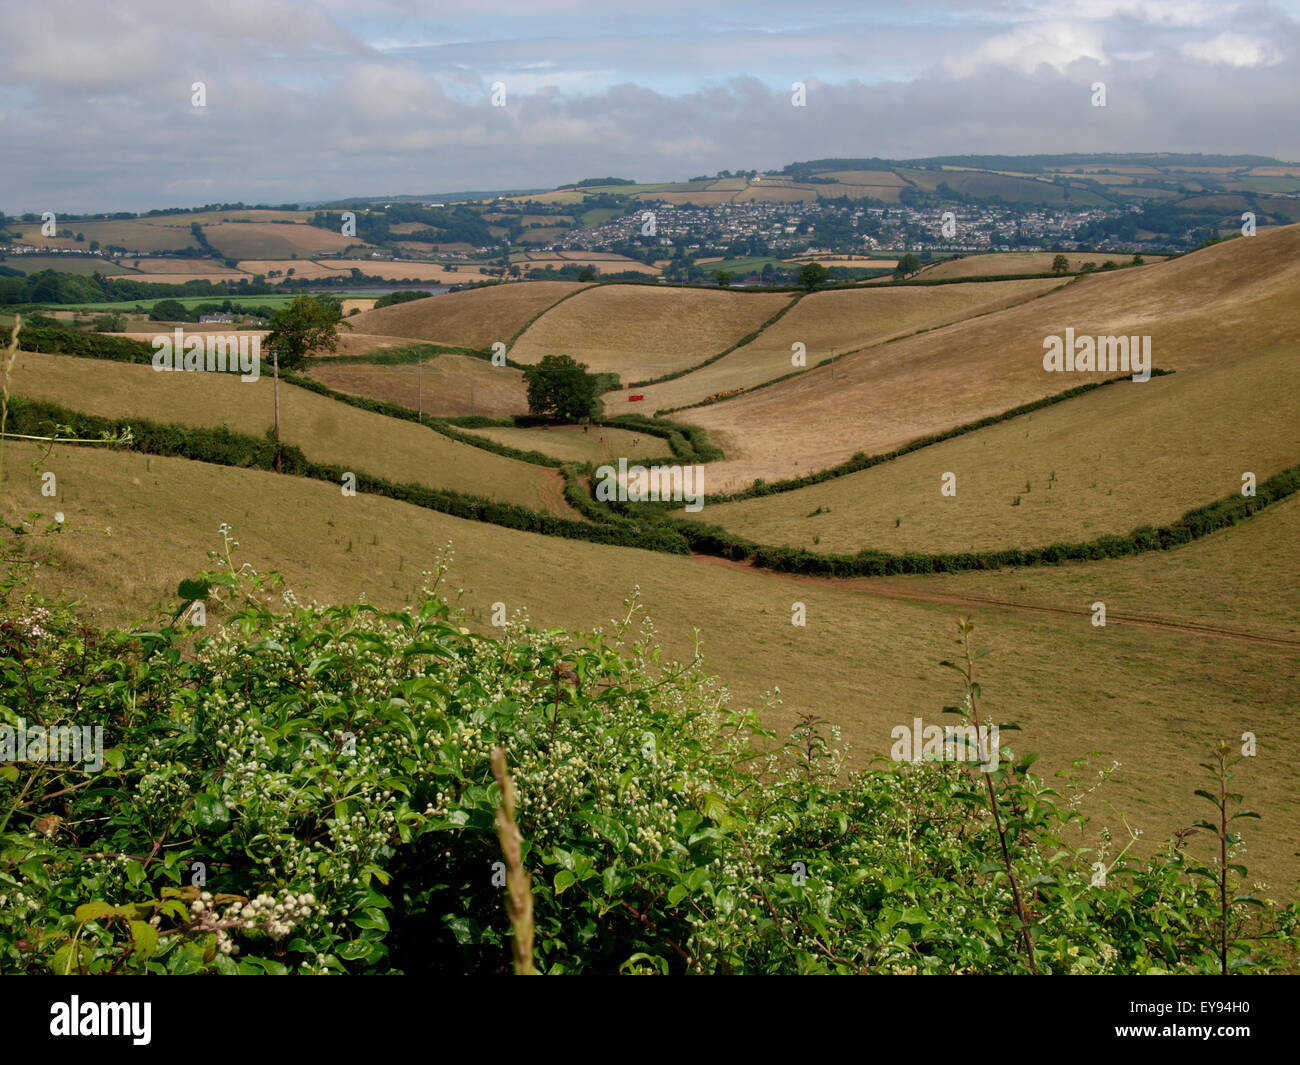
[944,21,1109,76]
[1180,31,1285,68]
[0,0,1296,212]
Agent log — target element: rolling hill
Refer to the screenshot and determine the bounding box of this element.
[683,224,1300,492]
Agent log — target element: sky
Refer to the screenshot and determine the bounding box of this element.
[2,0,1298,213]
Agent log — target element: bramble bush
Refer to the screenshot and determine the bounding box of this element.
[1,530,1297,974]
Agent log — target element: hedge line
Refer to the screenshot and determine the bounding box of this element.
[666,370,1176,507]
[5,397,693,555]
[626,292,806,389]
[15,325,157,364]
[670,463,1300,576]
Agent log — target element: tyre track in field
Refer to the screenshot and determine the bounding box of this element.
[691,554,1300,650]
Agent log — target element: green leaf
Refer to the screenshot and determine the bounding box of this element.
[337,939,376,961]
[130,920,159,958]
[193,793,230,830]
[176,578,211,601]
[75,900,120,923]
[554,870,577,895]
[352,908,389,932]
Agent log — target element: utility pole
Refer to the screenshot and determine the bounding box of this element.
[272,350,281,472]
[830,346,836,380]
[418,357,423,421]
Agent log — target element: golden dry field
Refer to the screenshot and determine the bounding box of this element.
[8,350,574,516]
[306,354,528,418]
[202,222,364,259]
[629,279,1063,412]
[508,285,792,381]
[686,224,1300,492]
[687,346,1300,553]
[919,252,1168,278]
[348,281,588,349]
[460,423,674,464]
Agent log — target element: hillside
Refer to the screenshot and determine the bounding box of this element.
[630,278,1062,411]
[508,285,793,382]
[344,281,589,349]
[6,440,1297,888]
[684,224,1300,491]
[689,346,1300,554]
[9,350,576,516]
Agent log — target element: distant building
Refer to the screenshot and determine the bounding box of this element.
[199,315,233,323]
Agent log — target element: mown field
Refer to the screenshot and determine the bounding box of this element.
[460,423,674,464]
[630,279,1063,412]
[348,281,588,349]
[508,285,793,382]
[6,440,1297,889]
[688,347,1300,554]
[687,224,1300,491]
[306,353,528,418]
[0,254,138,275]
[9,350,575,516]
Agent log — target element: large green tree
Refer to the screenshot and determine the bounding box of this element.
[263,295,349,372]
[524,354,599,422]
[797,262,830,291]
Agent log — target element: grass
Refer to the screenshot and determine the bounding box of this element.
[508,285,792,383]
[686,348,1300,554]
[348,281,588,350]
[201,222,364,259]
[459,424,674,465]
[632,279,1062,412]
[920,252,1166,279]
[6,439,1298,889]
[306,354,528,418]
[0,254,138,276]
[9,350,575,517]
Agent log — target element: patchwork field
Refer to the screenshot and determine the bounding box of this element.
[6,442,1297,888]
[687,347,1300,554]
[508,285,793,381]
[686,224,1300,491]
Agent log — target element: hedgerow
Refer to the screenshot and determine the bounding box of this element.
[1,538,1295,974]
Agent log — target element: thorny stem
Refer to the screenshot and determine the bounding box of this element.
[956,619,1038,975]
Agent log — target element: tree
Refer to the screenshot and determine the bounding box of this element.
[1051,254,1070,275]
[715,270,734,288]
[524,354,599,422]
[893,252,922,280]
[797,262,830,291]
[577,266,596,282]
[263,294,349,373]
[149,298,187,321]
